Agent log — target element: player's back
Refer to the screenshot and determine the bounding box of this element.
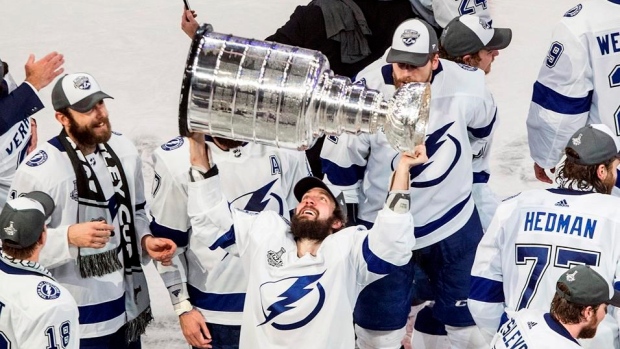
[494,189,620,312]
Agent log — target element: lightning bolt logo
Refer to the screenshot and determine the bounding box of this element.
[259,272,326,330]
[408,122,461,188]
[229,179,281,214]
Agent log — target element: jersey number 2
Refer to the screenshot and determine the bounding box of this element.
[515,244,600,310]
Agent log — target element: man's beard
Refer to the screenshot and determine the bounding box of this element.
[290,214,336,242]
[213,137,244,150]
[602,172,616,194]
[68,116,112,147]
[577,311,599,339]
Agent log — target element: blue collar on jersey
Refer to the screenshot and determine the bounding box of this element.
[381,60,443,86]
[546,188,595,195]
[543,313,580,345]
[609,0,620,5]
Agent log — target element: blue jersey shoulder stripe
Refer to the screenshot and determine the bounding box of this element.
[320,158,365,186]
[532,81,593,115]
[209,226,236,251]
[188,284,245,312]
[78,294,125,325]
[468,108,497,139]
[473,171,490,184]
[414,194,471,238]
[469,275,505,302]
[149,218,189,248]
[362,235,400,275]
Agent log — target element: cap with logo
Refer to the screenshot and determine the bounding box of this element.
[0,192,55,249]
[440,15,512,57]
[293,177,347,219]
[51,73,113,113]
[565,124,620,166]
[556,265,620,307]
[387,19,439,67]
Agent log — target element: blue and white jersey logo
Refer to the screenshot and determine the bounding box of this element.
[564,4,582,17]
[230,179,285,215]
[161,137,184,151]
[26,150,48,167]
[37,281,61,300]
[258,272,326,330]
[405,122,461,188]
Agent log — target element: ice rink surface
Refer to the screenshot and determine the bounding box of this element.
[0,0,580,347]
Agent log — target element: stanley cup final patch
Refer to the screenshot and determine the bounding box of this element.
[401,29,420,46]
[267,247,286,267]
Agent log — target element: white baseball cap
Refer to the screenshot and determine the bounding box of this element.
[440,15,512,57]
[51,73,113,113]
[387,19,439,67]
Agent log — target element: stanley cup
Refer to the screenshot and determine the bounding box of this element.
[179,24,431,152]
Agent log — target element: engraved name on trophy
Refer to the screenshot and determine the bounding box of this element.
[179,24,430,152]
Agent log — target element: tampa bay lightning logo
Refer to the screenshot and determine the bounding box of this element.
[401,29,420,46]
[259,272,326,330]
[37,281,61,300]
[402,122,461,187]
[161,137,184,151]
[26,150,48,167]
[564,4,582,17]
[230,179,285,215]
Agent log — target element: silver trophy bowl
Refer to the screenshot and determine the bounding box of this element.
[179,24,430,152]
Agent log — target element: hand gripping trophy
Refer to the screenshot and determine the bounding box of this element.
[178,24,430,152]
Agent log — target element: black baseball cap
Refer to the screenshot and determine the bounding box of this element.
[441,15,512,57]
[51,73,113,113]
[0,192,55,249]
[387,19,439,67]
[565,124,620,166]
[557,265,620,307]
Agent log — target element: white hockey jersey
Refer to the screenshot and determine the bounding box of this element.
[0,253,80,349]
[323,58,497,247]
[490,309,582,349]
[432,0,491,28]
[469,188,620,345]
[527,0,620,169]
[8,132,152,339]
[187,175,415,349]
[150,137,310,325]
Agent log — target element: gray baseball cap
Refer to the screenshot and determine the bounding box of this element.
[0,192,55,249]
[387,19,439,67]
[557,265,620,307]
[51,73,113,113]
[440,15,512,57]
[565,124,620,165]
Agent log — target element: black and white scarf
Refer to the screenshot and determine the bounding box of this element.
[58,129,152,343]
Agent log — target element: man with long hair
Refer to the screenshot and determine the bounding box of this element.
[470,124,620,348]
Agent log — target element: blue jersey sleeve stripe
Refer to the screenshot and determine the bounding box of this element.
[531,81,593,115]
[362,236,399,275]
[209,226,236,250]
[467,109,497,139]
[473,171,490,184]
[615,281,620,291]
[78,294,125,324]
[320,158,365,186]
[188,284,245,312]
[469,275,505,302]
[149,218,189,248]
[415,194,470,238]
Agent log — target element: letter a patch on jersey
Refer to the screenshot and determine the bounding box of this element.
[270,155,282,175]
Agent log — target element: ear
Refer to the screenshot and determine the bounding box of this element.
[462,54,473,65]
[55,111,70,128]
[430,53,440,70]
[596,163,608,181]
[331,220,343,230]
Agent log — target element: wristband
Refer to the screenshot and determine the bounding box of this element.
[174,299,194,316]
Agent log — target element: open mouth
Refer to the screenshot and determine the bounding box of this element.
[298,207,318,218]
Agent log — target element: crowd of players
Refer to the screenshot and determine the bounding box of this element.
[1,0,620,349]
